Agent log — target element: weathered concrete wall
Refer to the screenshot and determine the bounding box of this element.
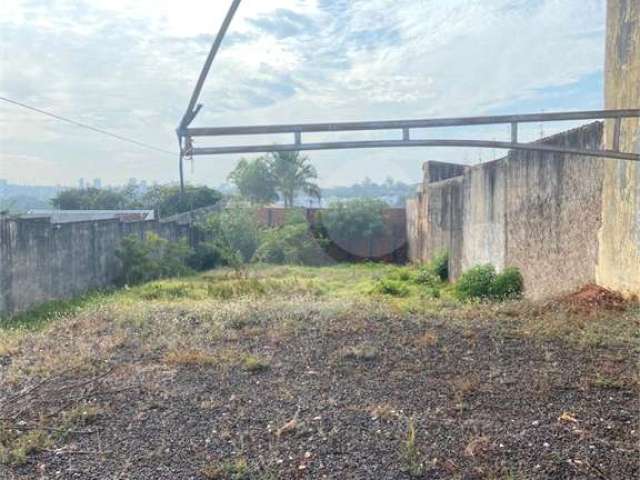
[407,123,605,299]
[461,159,506,276]
[0,217,190,316]
[504,125,604,299]
[597,0,640,297]
[406,161,468,276]
[421,177,465,279]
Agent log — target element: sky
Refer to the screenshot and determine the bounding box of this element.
[0,0,607,188]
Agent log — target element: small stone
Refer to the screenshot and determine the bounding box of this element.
[543,442,550,448]
[532,420,540,427]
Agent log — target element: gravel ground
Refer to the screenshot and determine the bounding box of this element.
[1,270,638,479]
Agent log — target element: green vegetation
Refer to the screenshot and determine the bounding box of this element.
[50,184,222,217]
[319,198,388,243]
[228,157,279,205]
[228,150,320,208]
[116,233,192,286]
[455,264,524,301]
[0,263,638,472]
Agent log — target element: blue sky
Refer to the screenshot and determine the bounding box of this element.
[0,0,606,187]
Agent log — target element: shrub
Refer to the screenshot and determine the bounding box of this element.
[374,278,410,297]
[430,251,449,281]
[200,209,263,264]
[115,235,154,285]
[253,223,327,265]
[491,267,524,299]
[455,265,524,301]
[414,268,440,287]
[115,234,192,286]
[455,264,496,300]
[187,242,222,271]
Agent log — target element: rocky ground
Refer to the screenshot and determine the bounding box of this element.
[1,265,638,479]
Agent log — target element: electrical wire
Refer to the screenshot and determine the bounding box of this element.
[0,96,176,157]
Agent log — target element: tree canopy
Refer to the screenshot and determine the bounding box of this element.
[268,151,321,208]
[50,184,222,217]
[228,158,278,205]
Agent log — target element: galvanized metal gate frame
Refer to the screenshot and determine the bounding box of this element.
[176,0,640,191]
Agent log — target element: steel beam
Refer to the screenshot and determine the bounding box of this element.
[190,138,640,161]
[182,109,640,137]
[178,0,242,131]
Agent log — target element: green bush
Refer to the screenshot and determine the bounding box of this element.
[429,251,449,281]
[491,267,524,299]
[187,242,222,271]
[455,264,496,300]
[200,209,263,264]
[414,268,440,287]
[115,234,192,286]
[455,264,524,301]
[253,223,327,266]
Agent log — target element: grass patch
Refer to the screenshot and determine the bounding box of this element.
[0,428,52,466]
[201,458,250,480]
[242,354,270,373]
[0,291,110,332]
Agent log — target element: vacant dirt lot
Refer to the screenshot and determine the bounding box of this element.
[1,265,638,479]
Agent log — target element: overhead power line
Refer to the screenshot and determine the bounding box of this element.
[0,96,175,157]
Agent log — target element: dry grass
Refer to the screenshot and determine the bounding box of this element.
[0,264,638,475]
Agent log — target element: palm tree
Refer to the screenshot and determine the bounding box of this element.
[268,151,321,208]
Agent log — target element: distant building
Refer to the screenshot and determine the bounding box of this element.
[78,178,85,189]
[93,178,102,189]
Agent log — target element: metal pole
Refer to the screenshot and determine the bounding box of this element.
[179,0,242,131]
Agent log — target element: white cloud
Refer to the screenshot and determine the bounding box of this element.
[0,0,606,187]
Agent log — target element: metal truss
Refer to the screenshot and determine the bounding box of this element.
[176,0,640,190]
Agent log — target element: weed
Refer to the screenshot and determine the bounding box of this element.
[242,354,270,373]
[492,267,524,300]
[400,418,424,477]
[429,250,449,281]
[340,344,379,362]
[201,458,250,480]
[374,278,410,297]
[456,264,496,300]
[0,428,52,466]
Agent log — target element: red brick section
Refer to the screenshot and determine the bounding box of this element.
[256,208,407,263]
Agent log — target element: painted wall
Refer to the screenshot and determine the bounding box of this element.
[407,123,605,299]
[597,0,640,297]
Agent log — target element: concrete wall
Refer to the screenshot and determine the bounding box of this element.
[0,217,190,316]
[461,159,506,275]
[407,122,605,299]
[503,125,604,299]
[597,0,640,297]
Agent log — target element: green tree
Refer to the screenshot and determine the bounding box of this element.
[267,151,321,208]
[51,188,132,210]
[228,157,278,205]
[141,184,222,218]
